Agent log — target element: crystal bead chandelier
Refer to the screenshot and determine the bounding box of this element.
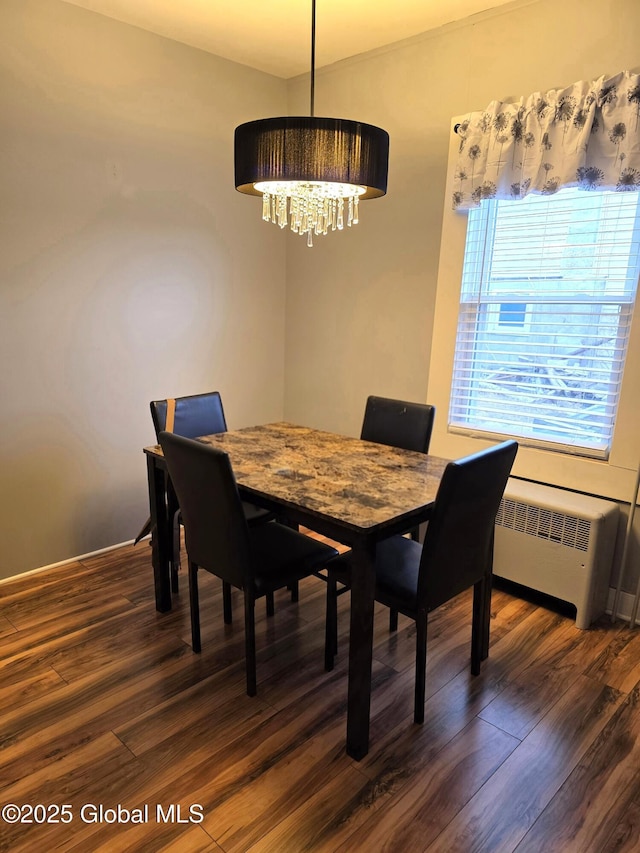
[234,1,389,247]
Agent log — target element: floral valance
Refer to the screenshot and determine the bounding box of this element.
[452,70,640,210]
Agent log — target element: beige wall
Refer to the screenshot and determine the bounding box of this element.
[0,0,287,578]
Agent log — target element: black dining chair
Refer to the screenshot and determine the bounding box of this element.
[134,391,240,549]
[361,395,435,546]
[141,392,273,619]
[320,395,436,636]
[159,431,339,696]
[324,440,518,723]
[360,395,435,461]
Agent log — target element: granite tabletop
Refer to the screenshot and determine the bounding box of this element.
[146,422,450,532]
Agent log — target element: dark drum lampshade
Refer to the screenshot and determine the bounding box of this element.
[234,116,389,199]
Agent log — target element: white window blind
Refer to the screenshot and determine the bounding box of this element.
[449,188,640,458]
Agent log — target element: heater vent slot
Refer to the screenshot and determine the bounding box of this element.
[496,499,591,551]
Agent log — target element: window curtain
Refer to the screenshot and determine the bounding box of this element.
[452,70,640,210]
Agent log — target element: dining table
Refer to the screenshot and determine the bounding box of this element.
[143,422,449,759]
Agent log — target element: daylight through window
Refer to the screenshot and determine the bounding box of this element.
[449,188,640,458]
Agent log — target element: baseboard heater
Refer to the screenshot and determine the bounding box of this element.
[493,478,619,628]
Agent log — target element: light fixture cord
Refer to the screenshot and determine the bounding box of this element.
[310,0,316,117]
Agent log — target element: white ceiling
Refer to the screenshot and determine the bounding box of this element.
[60,0,514,78]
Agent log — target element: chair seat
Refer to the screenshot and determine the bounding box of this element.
[250,524,338,595]
[329,535,422,614]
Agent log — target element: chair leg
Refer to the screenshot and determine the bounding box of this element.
[133,515,152,545]
[471,579,482,676]
[188,561,201,653]
[168,484,180,593]
[472,574,491,675]
[325,575,338,672]
[482,534,495,661]
[389,609,398,631]
[244,592,257,696]
[481,571,492,661]
[223,581,232,624]
[288,581,299,602]
[402,528,420,637]
[171,511,180,594]
[414,611,427,724]
[266,591,275,617]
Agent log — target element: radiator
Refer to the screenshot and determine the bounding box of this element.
[493,478,619,628]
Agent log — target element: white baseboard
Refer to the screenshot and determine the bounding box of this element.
[0,538,144,586]
[606,587,640,627]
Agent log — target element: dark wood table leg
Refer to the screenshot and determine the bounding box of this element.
[280,517,299,602]
[147,454,172,612]
[346,537,376,761]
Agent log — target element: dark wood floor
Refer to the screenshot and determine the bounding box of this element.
[1,533,640,852]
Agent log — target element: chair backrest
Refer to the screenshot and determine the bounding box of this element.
[158,431,251,586]
[150,391,227,440]
[360,396,435,454]
[418,440,518,610]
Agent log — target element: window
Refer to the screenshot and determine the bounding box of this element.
[497,302,528,328]
[486,299,532,333]
[449,188,640,458]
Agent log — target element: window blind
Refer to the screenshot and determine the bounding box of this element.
[449,188,640,458]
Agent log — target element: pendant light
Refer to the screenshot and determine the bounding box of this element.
[234,0,389,247]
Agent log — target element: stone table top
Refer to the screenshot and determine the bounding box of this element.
[146,422,449,534]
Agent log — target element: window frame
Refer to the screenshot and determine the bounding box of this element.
[449,188,639,459]
[426,120,640,503]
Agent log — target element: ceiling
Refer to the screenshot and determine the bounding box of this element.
[61,0,514,79]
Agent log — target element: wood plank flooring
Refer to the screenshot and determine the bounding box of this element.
[1,533,640,852]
